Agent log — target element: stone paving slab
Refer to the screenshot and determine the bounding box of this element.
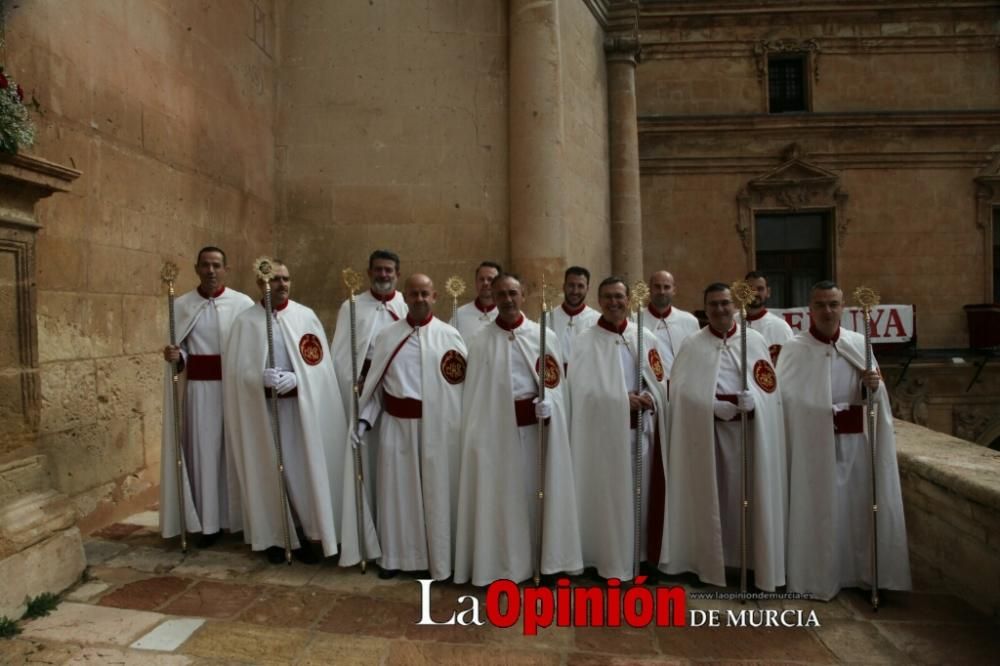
[64,646,194,665]
[20,602,165,647]
[130,618,206,652]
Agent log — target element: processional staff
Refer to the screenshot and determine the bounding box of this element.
[445,276,466,322]
[854,285,881,611]
[631,280,651,581]
[256,257,293,564]
[731,279,755,602]
[533,274,557,586]
[343,268,369,573]
[160,261,188,553]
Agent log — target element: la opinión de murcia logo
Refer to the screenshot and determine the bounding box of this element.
[415,578,821,635]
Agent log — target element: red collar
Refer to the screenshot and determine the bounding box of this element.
[809,323,840,344]
[260,298,290,312]
[562,301,587,317]
[474,298,496,314]
[597,317,628,334]
[746,308,767,322]
[406,312,433,328]
[648,304,672,319]
[495,313,524,331]
[198,285,225,299]
[370,289,396,303]
[709,322,738,339]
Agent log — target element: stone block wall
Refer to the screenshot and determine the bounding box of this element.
[635,1,1000,346]
[896,420,1000,620]
[275,0,510,331]
[3,0,277,526]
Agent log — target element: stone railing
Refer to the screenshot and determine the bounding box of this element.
[896,419,1000,620]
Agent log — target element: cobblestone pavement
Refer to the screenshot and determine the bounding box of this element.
[2,509,998,664]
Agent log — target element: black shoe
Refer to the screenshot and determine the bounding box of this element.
[266,546,287,564]
[293,546,320,565]
[197,532,220,549]
[378,567,398,579]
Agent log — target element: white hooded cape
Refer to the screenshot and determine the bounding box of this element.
[550,303,600,362]
[567,320,669,580]
[339,316,466,580]
[742,309,794,365]
[223,300,346,556]
[160,287,253,538]
[778,328,911,600]
[663,326,787,591]
[633,305,700,378]
[454,316,583,585]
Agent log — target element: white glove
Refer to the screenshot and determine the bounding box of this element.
[275,371,298,395]
[533,397,552,420]
[263,367,280,388]
[350,421,369,449]
[713,399,739,421]
[832,402,851,415]
[737,389,755,413]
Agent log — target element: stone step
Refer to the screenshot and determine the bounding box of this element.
[0,454,51,506]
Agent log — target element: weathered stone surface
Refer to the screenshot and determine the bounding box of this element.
[297,634,390,666]
[181,621,310,664]
[20,602,164,646]
[0,528,85,619]
[97,575,193,612]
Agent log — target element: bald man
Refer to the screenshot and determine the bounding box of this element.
[340,274,467,580]
[640,271,700,379]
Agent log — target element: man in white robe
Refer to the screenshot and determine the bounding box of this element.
[329,249,407,521]
[161,246,253,547]
[449,260,501,340]
[568,277,669,581]
[550,266,600,363]
[454,273,583,586]
[779,280,911,601]
[640,270,700,379]
[740,271,794,366]
[339,274,466,580]
[224,261,347,563]
[663,283,787,591]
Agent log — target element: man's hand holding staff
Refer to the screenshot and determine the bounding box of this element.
[854,285,881,611]
[631,280,650,581]
[161,261,188,553]
[730,279,755,601]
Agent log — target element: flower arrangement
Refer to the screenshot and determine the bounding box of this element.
[0,65,34,154]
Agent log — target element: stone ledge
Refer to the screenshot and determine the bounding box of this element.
[896,419,1000,513]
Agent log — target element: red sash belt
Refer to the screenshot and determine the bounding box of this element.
[186,354,222,381]
[384,392,422,419]
[264,387,298,399]
[514,398,539,427]
[834,405,864,434]
[714,393,755,422]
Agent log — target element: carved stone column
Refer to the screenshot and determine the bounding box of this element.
[606,34,643,281]
[509,0,565,313]
[0,153,84,620]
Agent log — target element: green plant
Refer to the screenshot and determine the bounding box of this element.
[23,592,59,619]
[0,615,19,639]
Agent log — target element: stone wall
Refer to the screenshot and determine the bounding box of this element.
[635,1,1000,347]
[2,0,277,527]
[275,0,509,331]
[558,0,611,299]
[896,419,1000,620]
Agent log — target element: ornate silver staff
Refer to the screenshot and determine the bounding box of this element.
[160,261,188,553]
[731,279,755,601]
[445,275,466,322]
[256,257,292,564]
[533,274,557,586]
[854,285,881,611]
[343,267,368,573]
[631,280,650,581]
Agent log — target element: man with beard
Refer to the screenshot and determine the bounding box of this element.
[740,271,794,365]
[454,274,582,586]
[779,281,910,601]
[449,261,502,341]
[339,274,466,580]
[568,277,669,580]
[550,266,600,362]
[662,283,786,591]
[224,261,347,563]
[640,271,700,379]
[161,246,253,548]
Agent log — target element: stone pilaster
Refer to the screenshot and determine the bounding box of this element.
[605,34,643,282]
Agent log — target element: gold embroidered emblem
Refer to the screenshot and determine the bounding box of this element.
[299,334,323,366]
[648,348,665,382]
[535,353,561,389]
[753,359,777,394]
[440,349,466,385]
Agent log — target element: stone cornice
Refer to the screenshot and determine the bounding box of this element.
[641,152,996,175]
[582,0,610,29]
[638,0,997,23]
[0,153,81,193]
[639,110,1000,136]
[640,34,999,58]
